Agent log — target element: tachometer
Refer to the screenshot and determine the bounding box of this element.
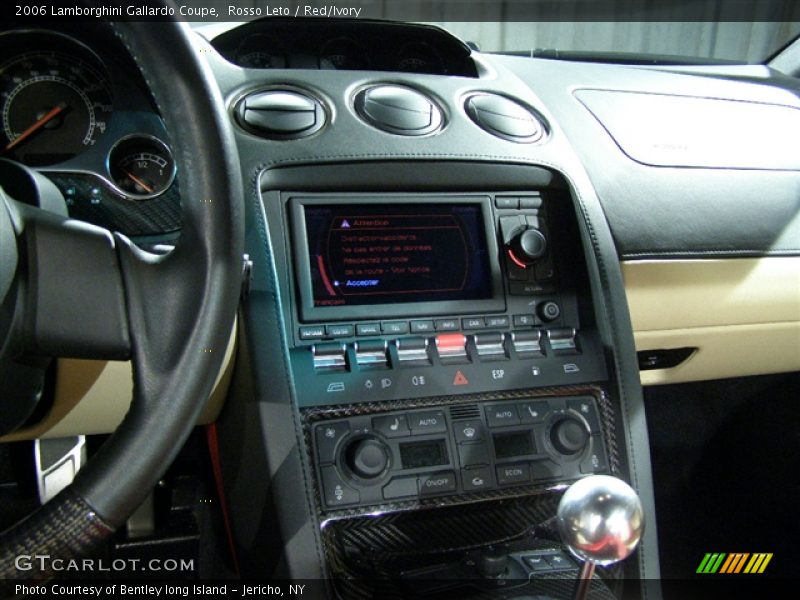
[319,38,369,70]
[0,38,113,166]
[234,35,287,69]
[395,42,445,74]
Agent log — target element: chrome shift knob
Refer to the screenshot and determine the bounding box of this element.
[557,475,644,566]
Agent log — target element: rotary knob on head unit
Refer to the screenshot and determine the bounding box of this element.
[345,437,389,479]
[549,417,589,456]
[508,228,547,267]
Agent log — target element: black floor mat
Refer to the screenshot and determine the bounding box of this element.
[644,372,800,580]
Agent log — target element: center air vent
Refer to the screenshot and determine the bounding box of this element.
[354,85,443,136]
[236,89,326,139]
[465,93,545,143]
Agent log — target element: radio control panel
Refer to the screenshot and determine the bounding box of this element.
[286,191,607,408]
[311,395,609,511]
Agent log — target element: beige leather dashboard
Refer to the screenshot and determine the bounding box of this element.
[4,257,799,440]
[0,323,237,442]
[623,258,800,385]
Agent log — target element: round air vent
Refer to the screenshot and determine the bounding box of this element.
[464,93,545,143]
[354,85,443,136]
[235,89,326,139]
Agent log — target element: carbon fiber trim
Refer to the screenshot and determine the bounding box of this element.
[303,385,620,520]
[303,385,624,598]
[323,506,621,599]
[47,172,181,236]
[0,488,113,584]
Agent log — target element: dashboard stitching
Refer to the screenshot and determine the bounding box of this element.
[625,249,800,257]
[248,163,329,578]
[107,24,165,129]
[563,177,649,585]
[254,152,545,170]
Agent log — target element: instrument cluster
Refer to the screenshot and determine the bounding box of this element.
[212,18,478,77]
[0,28,181,236]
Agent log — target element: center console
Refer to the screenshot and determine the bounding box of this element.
[263,181,628,597]
[210,19,661,596]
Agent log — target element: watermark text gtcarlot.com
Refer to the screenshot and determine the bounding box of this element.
[15,554,195,573]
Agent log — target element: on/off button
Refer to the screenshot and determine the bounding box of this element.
[419,472,456,495]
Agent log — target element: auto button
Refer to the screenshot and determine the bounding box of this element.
[408,410,447,435]
[485,404,521,427]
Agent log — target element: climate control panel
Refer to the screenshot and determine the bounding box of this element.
[311,395,608,511]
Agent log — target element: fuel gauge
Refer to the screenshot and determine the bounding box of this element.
[108,135,175,200]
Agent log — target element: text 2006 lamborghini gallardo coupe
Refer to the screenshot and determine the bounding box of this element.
[1,1,799,598]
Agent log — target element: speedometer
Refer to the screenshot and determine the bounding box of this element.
[0,33,113,167]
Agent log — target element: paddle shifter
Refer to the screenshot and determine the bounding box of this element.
[557,475,644,600]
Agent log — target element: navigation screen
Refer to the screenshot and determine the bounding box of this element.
[303,203,492,307]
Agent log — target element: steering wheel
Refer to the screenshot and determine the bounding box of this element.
[0,19,243,576]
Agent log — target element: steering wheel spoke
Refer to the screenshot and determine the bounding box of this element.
[3,193,130,361]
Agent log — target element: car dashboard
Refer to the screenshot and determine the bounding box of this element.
[1,15,799,597]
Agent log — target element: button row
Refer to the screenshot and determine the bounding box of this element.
[315,412,449,466]
[382,471,458,500]
[496,460,564,485]
[495,194,542,210]
[372,410,447,437]
[485,400,551,427]
[299,314,539,341]
[522,550,577,573]
[485,396,600,432]
[312,329,579,371]
[323,446,606,506]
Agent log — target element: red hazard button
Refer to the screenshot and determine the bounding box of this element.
[453,370,469,386]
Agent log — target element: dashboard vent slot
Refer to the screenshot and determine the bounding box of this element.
[235,89,326,139]
[355,85,443,136]
[449,403,480,421]
[465,93,545,143]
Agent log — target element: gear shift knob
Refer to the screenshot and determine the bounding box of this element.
[557,475,644,600]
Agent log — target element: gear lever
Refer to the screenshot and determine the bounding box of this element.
[557,475,644,600]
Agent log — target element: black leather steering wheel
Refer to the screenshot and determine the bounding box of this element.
[0,18,243,577]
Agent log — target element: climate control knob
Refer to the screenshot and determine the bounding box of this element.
[345,438,389,479]
[509,228,547,265]
[550,417,589,456]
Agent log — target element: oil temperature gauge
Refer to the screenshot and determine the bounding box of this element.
[108,135,175,200]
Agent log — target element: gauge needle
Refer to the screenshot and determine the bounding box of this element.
[123,169,155,194]
[4,102,68,152]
